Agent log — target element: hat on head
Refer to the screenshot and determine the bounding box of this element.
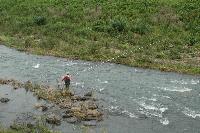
[66,72,70,75]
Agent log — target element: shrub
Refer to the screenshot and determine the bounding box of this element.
[110,19,126,32]
[33,16,46,26]
[185,35,198,46]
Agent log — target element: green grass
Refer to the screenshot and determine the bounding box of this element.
[0,0,199,74]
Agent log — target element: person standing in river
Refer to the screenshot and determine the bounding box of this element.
[62,73,71,90]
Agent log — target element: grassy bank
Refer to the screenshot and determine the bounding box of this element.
[0,0,199,74]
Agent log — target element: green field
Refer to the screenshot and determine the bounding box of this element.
[0,0,199,74]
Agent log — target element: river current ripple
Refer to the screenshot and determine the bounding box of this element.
[0,45,200,133]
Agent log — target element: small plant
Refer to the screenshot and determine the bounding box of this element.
[92,21,107,32]
[131,22,150,35]
[169,49,181,60]
[110,19,126,32]
[38,37,57,50]
[33,16,46,26]
[135,56,152,64]
[185,35,198,46]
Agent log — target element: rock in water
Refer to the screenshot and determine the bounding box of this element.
[86,109,103,121]
[13,86,18,90]
[138,114,148,120]
[10,112,37,130]
[62,113,73,118]
[62,109,73,118]
[83,120,97,126]
[87,101,98,110]
[46,113,61,125]
[0,98,10,103]
[66,117,78,124]
[34,103,48,111]
[84,91,93,97]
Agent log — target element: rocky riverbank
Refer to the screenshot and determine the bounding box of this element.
[0,78,103,127]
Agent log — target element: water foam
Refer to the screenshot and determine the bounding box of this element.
[171,79,199,85]
[122,110,137,118]
[159,86,192,92]
[136,98,169,125]
[162,95,171,99]
[99,88,105,92]
[139,97,157,102]
[182,107,200,118]
[170,80,188,85]
[160,118,169,125]
[107,105,137,118]
[191,79,199,85]
[138,101,168,113]
[32,64,40,68]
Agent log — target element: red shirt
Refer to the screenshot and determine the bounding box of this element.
[62,76,70,81]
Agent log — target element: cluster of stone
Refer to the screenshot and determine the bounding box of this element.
[0,78,103,126]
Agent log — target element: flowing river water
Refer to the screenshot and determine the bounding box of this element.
[0,45,200,133]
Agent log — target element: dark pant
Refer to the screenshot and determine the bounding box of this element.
[64,79,70,88]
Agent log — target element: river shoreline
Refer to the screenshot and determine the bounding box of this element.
[1,43,199,76]
[0,45,200,133]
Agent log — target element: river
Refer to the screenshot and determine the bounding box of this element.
[0,45,200,133]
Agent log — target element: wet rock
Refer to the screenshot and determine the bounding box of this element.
[61,90,74,97]
[80,96,89,101]
[62,113,73,118]
[83,120,97,126]
[85,109,103,121]
[84,91,93,97]
[87,101,98,110]
[70,104,103,121]
[10,124,19,130]
[58,100,72,109]
[0,79,7,85]
[87,109,102,117]
[0,98,10,103]
[71,95,82,101]
[46,113,61,125]
[66,117,78,124]
[13,86,18,90]
[62,109,73,118]
[138,114,148,120]
[71,95,91,101]
[89,97,97,101]
[34,103,48,111]
[71,106,82,112]
[11,112,37,130]
[81,96,93,101]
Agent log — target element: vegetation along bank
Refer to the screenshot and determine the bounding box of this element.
[0,0,199,74]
